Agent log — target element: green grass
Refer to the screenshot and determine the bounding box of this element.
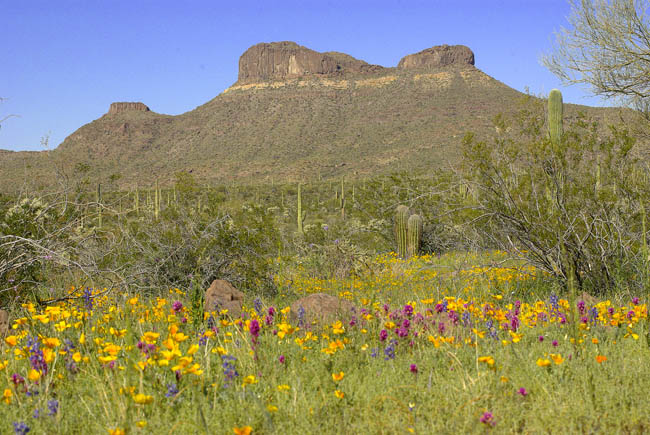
[1,251,648,434]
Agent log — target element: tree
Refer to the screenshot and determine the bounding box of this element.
[541,0,650,114]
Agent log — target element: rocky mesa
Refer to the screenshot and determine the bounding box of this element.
[398,44,474,69]
[236,41,385,84]
[236,41,475,84]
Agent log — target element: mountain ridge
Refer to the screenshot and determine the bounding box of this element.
[0,42,636,192]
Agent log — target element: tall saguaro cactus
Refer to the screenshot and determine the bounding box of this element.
[340,178,345,220]
[407,214,423,258]
[548,89,563,150]
[395,205,410,259]
[297,182,307,234]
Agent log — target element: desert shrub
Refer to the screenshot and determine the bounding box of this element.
[112,202,280,297]
[459,94,649,294]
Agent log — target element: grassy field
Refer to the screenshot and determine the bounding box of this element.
[1,250,648,434]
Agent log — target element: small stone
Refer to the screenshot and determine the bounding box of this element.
[204,279,245,319]
[289,293,355,326]
[0,309,8,337]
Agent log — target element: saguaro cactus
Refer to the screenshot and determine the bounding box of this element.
[340,178,345,220]
[407,214,423,258]
[297,182,307,234]
[548,89,563,150]
[395,205,410,259]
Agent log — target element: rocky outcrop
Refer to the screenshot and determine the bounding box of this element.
[398,45,474,69]
[108,102,150,115]
[237,41,383,84]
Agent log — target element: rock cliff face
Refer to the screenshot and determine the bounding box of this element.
[108,102,150,115]
[398,45,475,69]
[237,41,383,83]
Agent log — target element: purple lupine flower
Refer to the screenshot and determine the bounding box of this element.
[549,293,559,310]
[47,400,58,416]
[32,409,40,419]
[577,300,586,315]
[82,288,93,311]
[297,306,306,327]
[384,340,396,360]
[13,422,30,435]
[221,355,239,387]
[253,298,263,317]
[402,318,410,329]
[172,301,183,313]
[166,383,179,398]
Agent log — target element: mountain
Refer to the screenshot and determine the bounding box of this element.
[0,41,635,192]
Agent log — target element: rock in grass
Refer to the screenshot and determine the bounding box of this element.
[0,309,8,336]
[204,279,244,319]
[290,293,355,326]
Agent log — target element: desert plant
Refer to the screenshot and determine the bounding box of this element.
[407,214,423,258]
[394,205,410,259]
[459,90,647,293]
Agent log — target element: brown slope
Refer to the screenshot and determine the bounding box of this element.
[0,42,636,193]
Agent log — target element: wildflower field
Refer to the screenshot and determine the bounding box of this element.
[1,251,649,434]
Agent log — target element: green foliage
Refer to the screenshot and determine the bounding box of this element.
[460,91,647,293]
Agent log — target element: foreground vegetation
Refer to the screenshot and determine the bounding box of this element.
[1,252,649,433]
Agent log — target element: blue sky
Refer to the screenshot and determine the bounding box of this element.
[1,0,614,151]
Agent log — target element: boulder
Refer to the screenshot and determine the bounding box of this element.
[204,279,245,318]
[0,309,8,336]
[237,41,383,84]
[290,293,355,325]
[398,45,475,69]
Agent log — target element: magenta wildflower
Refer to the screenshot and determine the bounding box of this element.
[517,387,528,397]
[480,412,495,426]
[410,364,418,374]
[379,329,388,341]
[632,297,640,305]
[552,340,558,347]
[538,335,544,342]
[278,355,285,364]
[249,319,261,345]
[172,301,183,313]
